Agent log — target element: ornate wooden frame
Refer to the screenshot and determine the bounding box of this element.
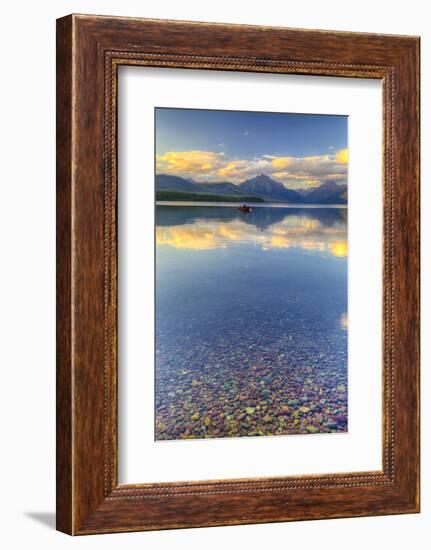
[56,14,420,534]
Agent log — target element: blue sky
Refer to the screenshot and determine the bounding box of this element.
[155,108,348,189]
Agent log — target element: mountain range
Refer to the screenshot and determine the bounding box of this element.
[156,174,347,204]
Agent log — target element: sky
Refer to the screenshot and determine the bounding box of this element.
[155,108,348,189]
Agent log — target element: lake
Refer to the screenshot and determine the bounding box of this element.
[155,204,348,440]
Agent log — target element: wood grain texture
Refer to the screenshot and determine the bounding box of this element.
[56,16,73,535]
[56,14,420,535]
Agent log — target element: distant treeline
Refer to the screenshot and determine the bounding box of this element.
[156,191,265,203]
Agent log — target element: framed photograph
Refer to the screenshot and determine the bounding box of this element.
[56,14,420,534]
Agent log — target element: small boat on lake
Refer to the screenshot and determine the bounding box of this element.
[238,204,252,213]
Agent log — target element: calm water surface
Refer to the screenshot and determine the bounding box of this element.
[155,204,348,440]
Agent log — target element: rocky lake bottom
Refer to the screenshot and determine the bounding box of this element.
[155,204,348,440]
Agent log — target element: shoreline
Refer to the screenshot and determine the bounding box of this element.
[156,201,348,209]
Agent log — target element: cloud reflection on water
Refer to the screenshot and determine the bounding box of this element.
[156,207,347,257]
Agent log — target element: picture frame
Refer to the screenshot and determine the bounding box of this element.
[56,14,420,535]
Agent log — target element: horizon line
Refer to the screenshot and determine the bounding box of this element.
[155,172,348,190]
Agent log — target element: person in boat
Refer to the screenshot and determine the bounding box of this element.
[238,204,252,213]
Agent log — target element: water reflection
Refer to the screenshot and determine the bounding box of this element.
[155,205,348,441]
[156,205,347,257]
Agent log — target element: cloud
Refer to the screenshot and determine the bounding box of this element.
[270,154,348,187]
[156,148,348,189]
[156,150,226,176]
[335,148,348,164]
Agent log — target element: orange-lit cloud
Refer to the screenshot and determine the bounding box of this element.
[272,157,293,170]
[156,151,226,176]
[269,153,348,188]
[156,148,348,189]
[336,148,348,164]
